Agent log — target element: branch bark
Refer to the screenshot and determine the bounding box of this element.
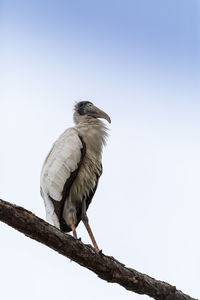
[0,198,198,300]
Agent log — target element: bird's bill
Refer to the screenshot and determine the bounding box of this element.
[90,106,111,124]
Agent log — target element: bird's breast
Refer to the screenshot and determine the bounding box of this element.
[69,124,106,204]
[69,151,102,204]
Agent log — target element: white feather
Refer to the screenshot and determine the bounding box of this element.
[42,192,60,229]
[41,128,82,200]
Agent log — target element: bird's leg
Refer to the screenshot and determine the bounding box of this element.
[82,198,99,252]
[66,195,78,239]
[69,210,77,239]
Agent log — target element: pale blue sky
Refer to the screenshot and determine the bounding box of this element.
[1,1,200,300]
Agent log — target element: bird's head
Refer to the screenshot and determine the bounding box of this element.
[74,101,111,124]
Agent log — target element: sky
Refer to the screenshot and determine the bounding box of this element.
[0,0,200,299]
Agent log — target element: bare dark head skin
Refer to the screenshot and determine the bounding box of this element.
[74,101,111,123]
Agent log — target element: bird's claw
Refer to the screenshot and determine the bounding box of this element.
[86,244,101,254]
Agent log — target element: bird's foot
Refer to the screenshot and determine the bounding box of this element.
[86,244,102,254]
[86,244,98,253]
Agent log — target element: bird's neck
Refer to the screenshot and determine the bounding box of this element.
[75,116,108,157]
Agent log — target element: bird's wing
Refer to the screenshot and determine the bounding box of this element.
[40,128,85,228]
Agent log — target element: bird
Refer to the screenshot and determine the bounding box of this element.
[40,101,111,252]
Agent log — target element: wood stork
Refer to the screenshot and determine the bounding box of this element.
[40,101,111,252]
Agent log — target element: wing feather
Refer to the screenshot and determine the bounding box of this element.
[40,128,84,228]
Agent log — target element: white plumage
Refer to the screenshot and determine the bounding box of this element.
[41,129,82,202]
[40,101,111,252]
[40,128,83,228]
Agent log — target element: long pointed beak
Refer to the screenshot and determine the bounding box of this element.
[90,106,111,124]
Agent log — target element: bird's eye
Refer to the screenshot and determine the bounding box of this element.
[87,103,93,107]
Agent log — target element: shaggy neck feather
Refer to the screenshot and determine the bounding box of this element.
[73,113,108,156]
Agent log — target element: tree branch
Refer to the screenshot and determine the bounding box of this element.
[0,198,197,300]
